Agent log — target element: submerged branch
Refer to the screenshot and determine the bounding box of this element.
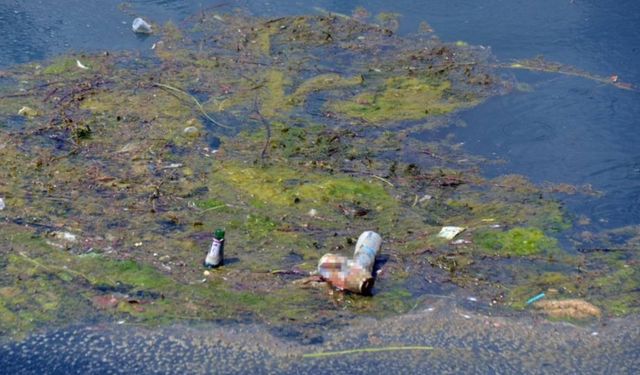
[497,60,637,91]
[153,82,232,129]
[303,345,435,359]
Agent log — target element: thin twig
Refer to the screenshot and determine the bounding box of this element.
[303,346,435,359]
[253,95,271,163]
[372,174,394,187]
[18,251,101,284]
[153,82,232,129]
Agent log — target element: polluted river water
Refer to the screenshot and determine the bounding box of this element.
[0,1,639,373]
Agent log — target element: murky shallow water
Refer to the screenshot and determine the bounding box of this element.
[2,299,639,374]
[1,0,639,373]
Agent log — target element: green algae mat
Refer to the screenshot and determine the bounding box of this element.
[0,11,638,340]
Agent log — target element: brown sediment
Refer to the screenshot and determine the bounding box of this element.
[534,299,602,319]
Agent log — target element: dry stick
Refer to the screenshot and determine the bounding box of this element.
[372,174,394,187]
[253,95,271,163]
[303,345,435,359]
[17,251,106,284]
[152,83,232,129]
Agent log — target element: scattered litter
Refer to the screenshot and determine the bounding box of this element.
[117,320,126,325]
[308,208,318,217]
[132,17,152,34]
[591,331,599,336]
[437,226,465,240]
[0,197,4,210]
[76,59,89,70]
[18,106,38,117]
[203,270,211,276]
[317,231,381,294]
[134,242,142,247]
[467,297,477,302]
[526,292,546,305]
[490,224,501,228]
[461,314,471,319]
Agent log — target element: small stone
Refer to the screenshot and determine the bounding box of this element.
[203,270,211,276]
[183,126,201,137]
[18,106,38,117]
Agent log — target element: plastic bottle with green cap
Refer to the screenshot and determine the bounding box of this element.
[204,228,225,268]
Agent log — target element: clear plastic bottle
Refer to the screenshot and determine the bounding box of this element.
[353,231,382,273]
[204,228,225,268]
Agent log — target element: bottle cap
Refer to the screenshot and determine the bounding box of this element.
[214,228,225,239]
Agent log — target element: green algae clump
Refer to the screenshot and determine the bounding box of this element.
[330,77,471,123]
[476,227,558,256]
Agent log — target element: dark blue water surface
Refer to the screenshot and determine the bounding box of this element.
[5,0,637,232]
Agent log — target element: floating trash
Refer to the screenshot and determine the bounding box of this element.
[76,59,89,70]
[132,17,152,34]
[526,292,546,305]
[437,226,465,240]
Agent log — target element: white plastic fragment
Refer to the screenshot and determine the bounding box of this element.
[132,17,153,34]
[0,197,5,210]
[76,59,89,70]
[51,231,78,243]
[418,194,432,203]
[452,239,471,245]
[438,226,465,240]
